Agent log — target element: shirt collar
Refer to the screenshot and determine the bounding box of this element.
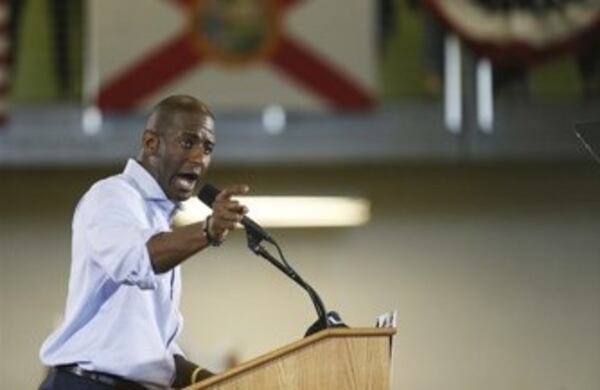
[123,159,180,214]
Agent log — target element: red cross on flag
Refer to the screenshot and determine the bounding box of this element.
[90,0,377,112]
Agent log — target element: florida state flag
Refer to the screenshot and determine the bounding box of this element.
[91,0,376,111]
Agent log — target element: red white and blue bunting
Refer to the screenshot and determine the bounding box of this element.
[422,0,600,65]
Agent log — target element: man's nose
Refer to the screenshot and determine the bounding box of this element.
[189,146,207,165]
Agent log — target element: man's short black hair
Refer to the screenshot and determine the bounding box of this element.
[146,95,214,134]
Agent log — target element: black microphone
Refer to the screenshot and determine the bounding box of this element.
[198,184,274,243]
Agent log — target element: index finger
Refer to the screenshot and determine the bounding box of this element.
[217,184,250,200]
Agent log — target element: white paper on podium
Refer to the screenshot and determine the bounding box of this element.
[375,310,397,387]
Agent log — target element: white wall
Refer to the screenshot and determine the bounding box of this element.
[1,164,599,389]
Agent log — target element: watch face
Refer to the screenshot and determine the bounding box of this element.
[575,121,600,165]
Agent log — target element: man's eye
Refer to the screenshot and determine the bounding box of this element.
[181,139,195,149]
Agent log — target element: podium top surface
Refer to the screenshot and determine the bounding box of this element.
[193,327,396,389]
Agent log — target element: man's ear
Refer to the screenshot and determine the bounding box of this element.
[142,129,160,155]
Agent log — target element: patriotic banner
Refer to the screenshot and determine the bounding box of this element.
[422,0,600,65]
[90,0,376,111]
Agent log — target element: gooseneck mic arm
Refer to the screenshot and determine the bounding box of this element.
[198,184,336,336]
[245,231,329,334]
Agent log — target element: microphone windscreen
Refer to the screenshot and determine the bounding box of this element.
[198,184,220,207]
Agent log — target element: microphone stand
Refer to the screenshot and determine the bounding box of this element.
[246,231,331,336]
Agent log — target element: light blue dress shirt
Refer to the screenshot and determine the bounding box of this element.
[40,159,185,388]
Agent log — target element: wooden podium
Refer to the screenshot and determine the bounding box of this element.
[185,327,396,390]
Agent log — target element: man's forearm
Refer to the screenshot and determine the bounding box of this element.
[148,185,248,273]
[146,222,210,273]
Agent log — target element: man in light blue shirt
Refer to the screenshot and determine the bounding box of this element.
[39,95,249,389]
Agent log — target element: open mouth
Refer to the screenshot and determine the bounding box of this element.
[174,172,200,192]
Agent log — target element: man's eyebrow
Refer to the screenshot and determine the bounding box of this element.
[180,130,200,136]
[180,130,215,143]
[180,130,211,137]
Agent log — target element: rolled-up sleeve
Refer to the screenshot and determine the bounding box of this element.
[82,182,166,289]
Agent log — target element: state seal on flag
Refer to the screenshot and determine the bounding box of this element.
[190,0,282,65]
